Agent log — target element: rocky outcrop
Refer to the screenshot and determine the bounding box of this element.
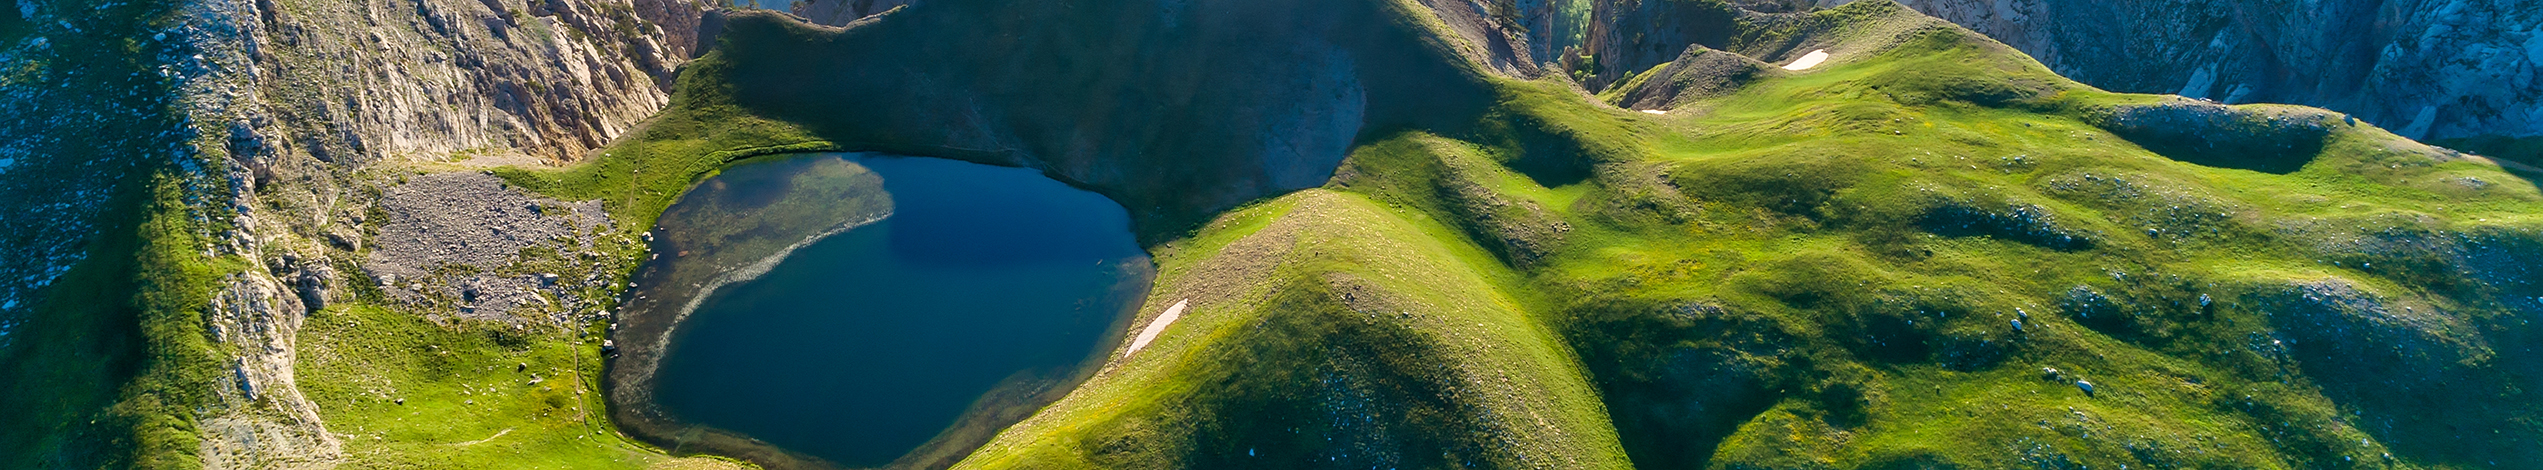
[1893,0,2543,142]
[237,0,704,166]
[198,265,342,469]
[1608,45,1777,110]
[789,0,912,26]
[1571,0,1950,94]
[1916,198,2099,251]
[1405,0,1556,77]
[1579,0,1753,90]
[2261,280,2486,385]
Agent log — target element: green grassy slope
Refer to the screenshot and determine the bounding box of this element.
[958,189,1630,469]
[954,2,2543,468]
[472,0,2543,469]
[293,303,741,469]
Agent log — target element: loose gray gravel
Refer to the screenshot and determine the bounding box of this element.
[365,172,609,320]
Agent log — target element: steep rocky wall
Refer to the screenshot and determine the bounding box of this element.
[788,0,910,26]
[149,0,708,465]
[1582,0,1750,90]
[243,0,704,167]
[1575,0,1872,91]
[1535,0,2540,142]
[1404,0,1555,77]
[707,0,1501,239]
[1891,0,2543,141]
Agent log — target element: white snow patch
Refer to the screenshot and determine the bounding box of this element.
[2179,64,2219,99]
[2525,32,2543,66]
[1639,109,1668,115]
[2400,105,2440,140]
[1123,299,1189,358]
[1782,49,1831,70]
[2221,83,2254,104]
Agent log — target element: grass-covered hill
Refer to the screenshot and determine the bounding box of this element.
[498,0,2543,468]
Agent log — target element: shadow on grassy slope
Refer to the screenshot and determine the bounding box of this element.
[2438,134,2543,168]
[2088,98,2333,175]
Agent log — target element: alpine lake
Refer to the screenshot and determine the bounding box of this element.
[607,153,1153,469]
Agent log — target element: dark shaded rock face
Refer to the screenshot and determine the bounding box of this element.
[1894,0,2543,142]
[709,0,1502,239]
[1581,0,1753,91]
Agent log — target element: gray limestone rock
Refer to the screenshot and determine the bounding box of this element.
[1895,0,2543,141]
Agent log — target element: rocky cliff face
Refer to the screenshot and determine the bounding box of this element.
[0,0,711,464]
[1890,0,2543,143]
[240,0,704,167]
[705,0,1500,238]
[1533,0,2542,146]
[1404,0,1571,77]
[1400,0,1853,83]
[787,0,910,26]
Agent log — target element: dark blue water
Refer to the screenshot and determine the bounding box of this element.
[651,155,1148,467]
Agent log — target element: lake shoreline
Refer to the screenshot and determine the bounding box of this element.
[603,154,899,470]
[605,212,890,470]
